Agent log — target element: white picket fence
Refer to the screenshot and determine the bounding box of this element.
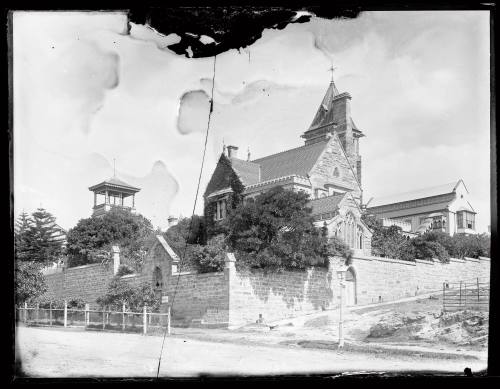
[16,302,171,335]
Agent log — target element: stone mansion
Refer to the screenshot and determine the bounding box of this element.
[203,79,373,256]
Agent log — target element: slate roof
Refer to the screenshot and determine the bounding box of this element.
[367,181,461,208]
[229,158,261,186]
[89,177,141,192]
[308,193,345,216]
[251,140,328,181]
[308,82,340,130]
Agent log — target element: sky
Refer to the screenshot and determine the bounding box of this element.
[13,10,491,233]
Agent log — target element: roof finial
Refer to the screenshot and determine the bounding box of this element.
[328,61,337,83]
[247,146,251,161]
[113,158,116,178]
[222,138,227,156]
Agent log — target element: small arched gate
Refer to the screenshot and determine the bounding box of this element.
[345,267,357,306]
[153,266,163,300]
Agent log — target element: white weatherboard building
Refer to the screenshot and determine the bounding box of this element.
[366,179,477,236]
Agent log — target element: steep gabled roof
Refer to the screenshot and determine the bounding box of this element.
[251,140,328,181]
[308,81,340,130]
[229,158,260,186]
[367,180,462,208]
[308,193,345,216]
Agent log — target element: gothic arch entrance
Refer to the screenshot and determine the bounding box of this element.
[345,267,357,306]
[153,266,163,300]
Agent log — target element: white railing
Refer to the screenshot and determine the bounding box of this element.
[16,302,171,336]
[381,218,412,232]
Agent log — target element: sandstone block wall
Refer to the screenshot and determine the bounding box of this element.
[165,271,229,326]
[227,267,336,326]
[350,255,490,305]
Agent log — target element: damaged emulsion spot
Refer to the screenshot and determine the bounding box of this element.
[127,6,361,58]
[177,90,211,134]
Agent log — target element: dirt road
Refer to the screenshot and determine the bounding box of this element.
[15,327,486,377]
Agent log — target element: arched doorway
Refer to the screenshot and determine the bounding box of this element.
[345,267,357,306]
[153,266,163,301]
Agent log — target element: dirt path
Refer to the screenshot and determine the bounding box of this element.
[16,327,486,377]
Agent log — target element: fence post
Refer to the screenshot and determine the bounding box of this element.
[122,303,126,332]
[24,302,27,324]
[143,305,147,335]
[102,309,106,330]
[464,282,468,310]
[167,306,171,335]
[49,302,53,326]
[459,281,462,309]
[442,283,445,311]
[85,304,89,328]
[35,303,40,325]
[63,300,68,328]
[477,278,480,303]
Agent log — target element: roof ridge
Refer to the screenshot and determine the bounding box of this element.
[251,140,328,163]
[373,181,459,200]
[308,192,345,203]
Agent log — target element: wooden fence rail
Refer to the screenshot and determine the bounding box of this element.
[16,302,171,336]
[443,278,489,312]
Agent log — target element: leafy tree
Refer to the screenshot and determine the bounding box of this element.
[96,277,160,312]
[225,187,348,271]
[191,234,227,273]
[66,208,154,269]
[164,215,206,254]
[361,214,407,258]
[450,233,490,259]
[15,261,47,304]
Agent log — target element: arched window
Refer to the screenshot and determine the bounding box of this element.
[357,225,363,249]
[153,266,163,290]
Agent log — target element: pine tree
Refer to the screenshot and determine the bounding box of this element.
[21,208,64,265]
[14,211,33,262]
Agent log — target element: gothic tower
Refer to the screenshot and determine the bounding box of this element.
[301,79,364,186]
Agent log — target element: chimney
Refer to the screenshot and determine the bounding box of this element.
[112,245,120,275]
[167,215,178,229]
[227,145,238,159]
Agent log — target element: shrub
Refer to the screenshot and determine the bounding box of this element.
[96,278,161,312]
[116,264,135,277]
[412,238,449,262]
[191,234,227,273]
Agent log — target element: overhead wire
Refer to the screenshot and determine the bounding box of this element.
[155,54,217,378]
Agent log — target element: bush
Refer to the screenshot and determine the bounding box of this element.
[191,235,227,273]
[227,187,342,271]
[96,278,160,312]
[412,238,449,262]
[116,264,135,277]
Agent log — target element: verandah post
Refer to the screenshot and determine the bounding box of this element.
[122,303,126,332]
[85,304,89,328]
[63,300,68,328]
[167,306,171,335]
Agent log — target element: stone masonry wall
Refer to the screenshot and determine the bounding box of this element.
[165,271,229,327]
[227,266,335,327]
[349,255,490,305]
